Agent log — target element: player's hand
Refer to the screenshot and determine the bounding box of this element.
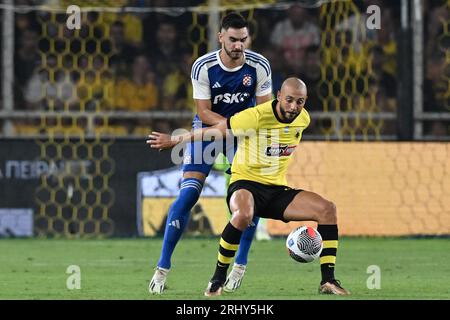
[146,132,180,150]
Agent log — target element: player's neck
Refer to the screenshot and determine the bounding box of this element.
[219,49,244,69]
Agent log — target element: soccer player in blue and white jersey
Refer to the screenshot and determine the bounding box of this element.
[149,12,272,294]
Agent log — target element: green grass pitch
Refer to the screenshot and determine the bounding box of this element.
[0,237,449,300]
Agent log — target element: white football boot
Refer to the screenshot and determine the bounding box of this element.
[148,267,169,294]
[223,263,246,293]
[255,221,272,241]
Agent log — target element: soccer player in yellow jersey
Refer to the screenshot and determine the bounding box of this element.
[148,77,350,296]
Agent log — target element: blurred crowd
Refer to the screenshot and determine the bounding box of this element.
[4,0,450,138]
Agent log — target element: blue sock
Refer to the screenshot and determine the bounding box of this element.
[234,216,260,265]
[157,178,203,269]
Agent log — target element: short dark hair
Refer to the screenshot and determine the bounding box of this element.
[221,12,248,30]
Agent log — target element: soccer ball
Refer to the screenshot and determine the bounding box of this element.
[286,226,323,263]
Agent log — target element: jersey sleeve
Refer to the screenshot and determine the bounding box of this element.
[228,107,260,135]
[255,59,272,97]
[191,64,211,99]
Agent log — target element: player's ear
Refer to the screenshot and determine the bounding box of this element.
[245,35,252,47]
[276,90,281,101]
[218,31,223,44]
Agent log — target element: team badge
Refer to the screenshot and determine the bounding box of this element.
[242,74,253,87]
[284,127,289,134]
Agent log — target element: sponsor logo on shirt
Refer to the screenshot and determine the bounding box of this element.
[265,144,297,157]
[213,92,250,104]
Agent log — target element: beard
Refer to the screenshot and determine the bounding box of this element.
[224,46,243,60]
[280,103,300,122]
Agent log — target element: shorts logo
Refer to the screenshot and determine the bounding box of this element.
[243,74,253,87]
[183,155,192,164]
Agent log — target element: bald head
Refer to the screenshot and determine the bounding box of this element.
[281,77,307,94]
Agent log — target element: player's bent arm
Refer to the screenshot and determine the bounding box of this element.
[195,98,227,126]
[256,93,272,105]
[147,120,228,150]
[192,65,225,126]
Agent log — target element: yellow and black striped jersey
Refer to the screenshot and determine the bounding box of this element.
[227,99,310,186]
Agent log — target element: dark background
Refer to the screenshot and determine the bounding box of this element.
[0,138,174,236]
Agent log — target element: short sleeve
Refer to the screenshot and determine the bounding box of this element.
[255,59,272,97]
[192,64,211,99]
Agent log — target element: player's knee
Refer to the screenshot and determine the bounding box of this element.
[172,186,202,214]
[319,201,337,224]
[231,209,253,230]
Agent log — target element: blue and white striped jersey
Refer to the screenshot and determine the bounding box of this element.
[191,49,272,119]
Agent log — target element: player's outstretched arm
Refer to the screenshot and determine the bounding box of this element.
[146,132,181,150]
[147,119,228,150]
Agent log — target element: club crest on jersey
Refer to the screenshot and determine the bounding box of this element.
[242,74,253,87]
